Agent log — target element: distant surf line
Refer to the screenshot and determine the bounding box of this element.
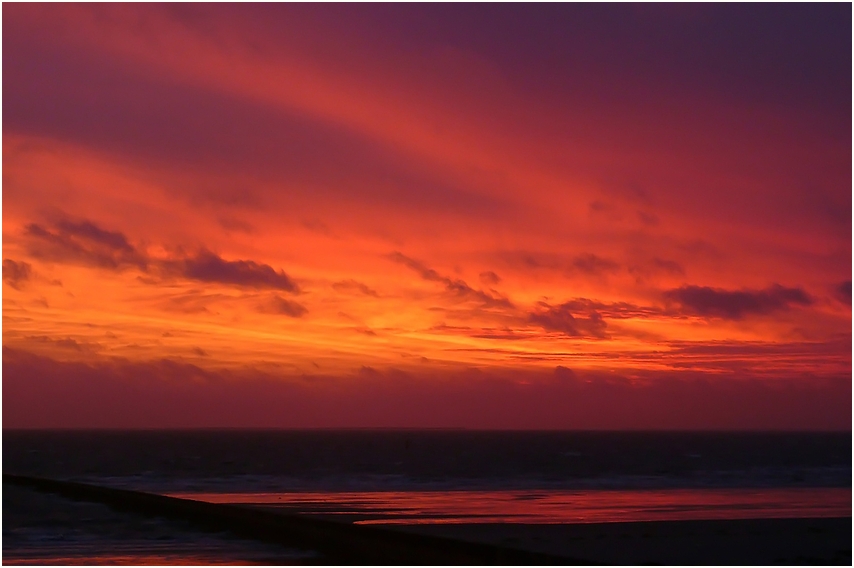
[170,487,853,525]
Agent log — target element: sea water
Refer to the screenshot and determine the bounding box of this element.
[4,430,851,562]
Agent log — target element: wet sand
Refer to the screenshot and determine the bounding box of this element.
[392,517,852,565]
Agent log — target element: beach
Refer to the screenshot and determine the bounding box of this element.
[5,430,851,564]
[394,517,852,565]
[4,475,851,565]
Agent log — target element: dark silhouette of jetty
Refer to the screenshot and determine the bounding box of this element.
[3,473,587,565]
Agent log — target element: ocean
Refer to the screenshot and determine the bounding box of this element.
[3,430,851,563]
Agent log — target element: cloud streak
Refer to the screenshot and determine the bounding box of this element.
[389,252,513,309]
[496,251,623,279]
[332,280,379,297]
[24,221,147,270]
[259,295,308,318]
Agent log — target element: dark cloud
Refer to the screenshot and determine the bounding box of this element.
[428,296,662,338]
[479,271,501,285]
[834,280,851,306]
[650,257,685,276]
[160,291,214,315]
[628,257,686,282]
[24,220,147,270]
[387,252,442,281]
[555,298,663,320]
[572,253,619,274]
[24,335,101,353]
[259,295,308,318]
[388,252,513,308]
[512,253,557,270]
[3,259,32,290]
[23,217,305,294]
[664,284,813,320]
[497,251,620,276]
[175,249,299,292]
[469,330,525,341]
[56,219,137,254]
[528,301,608,338]
[218,216,255,234]
[431,323,525,341]
[332,279,379,297]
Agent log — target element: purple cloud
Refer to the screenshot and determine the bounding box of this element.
[3,259,32,290]
[24,220,147,270]
[178,249,299,292]
[664,284,813,320]
[528,301,608,338]
[259,295,308,318]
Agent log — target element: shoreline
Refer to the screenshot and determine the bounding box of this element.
[2,474,579,565]
[5,474,851,565]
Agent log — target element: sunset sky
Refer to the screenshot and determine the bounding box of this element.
[3,4,851,429]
